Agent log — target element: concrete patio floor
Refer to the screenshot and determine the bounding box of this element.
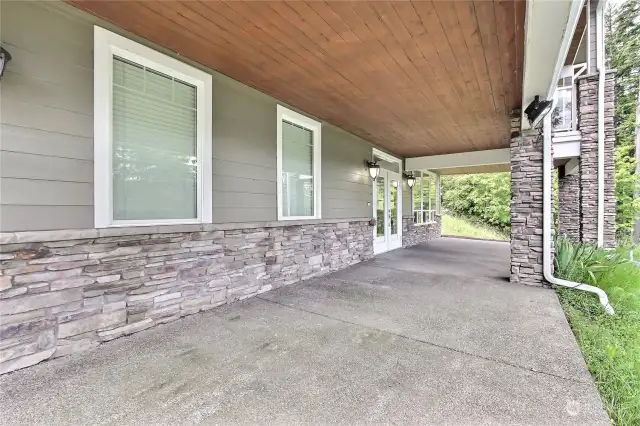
[0,238,609,425]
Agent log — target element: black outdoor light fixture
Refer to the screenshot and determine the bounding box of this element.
[366,161,381,181]
[0,46,12,81]
[524,95,553,128]
[404,173,416,189]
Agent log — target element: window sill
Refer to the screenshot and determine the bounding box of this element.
[413,221,437,227]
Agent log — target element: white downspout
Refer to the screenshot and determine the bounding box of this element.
[596,0,606,247]
[543,114,614,314]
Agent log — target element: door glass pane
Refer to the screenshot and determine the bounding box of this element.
[390,179,398,235]
[112,56,197,221]
[376,177,385,238]
[282,120,314,217]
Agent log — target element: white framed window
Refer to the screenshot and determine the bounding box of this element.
[277,105,322,220]
[93,27,212,228]
[412,172,438,224]
[552,72,574,131]
[552,64,586,133]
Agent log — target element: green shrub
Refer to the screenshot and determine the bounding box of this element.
[554,237,631,286]
[555,237,640,425]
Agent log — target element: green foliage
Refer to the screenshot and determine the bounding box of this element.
[555,237,640,425]
[441,173,510,232]
[554,237,632,287]
[606,0,640,241]
[441,215,508,241]
[558,288,640,425]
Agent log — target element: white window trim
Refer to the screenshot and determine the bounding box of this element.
[276,105,322,221]
[277,105,322,220]
[372,147,403,171]
[412,171,438,225]
[552,63,587,133]
[93,26,212,228]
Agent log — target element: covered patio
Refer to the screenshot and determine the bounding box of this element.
[0,238,609,425]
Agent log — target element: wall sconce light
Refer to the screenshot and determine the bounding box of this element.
[404,173,416,189]
[524,95,553,128]
[0,47,12,81]
[366,161,380,181]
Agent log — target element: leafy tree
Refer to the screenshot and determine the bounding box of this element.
[606,0,640,242]
[441,173,511,232]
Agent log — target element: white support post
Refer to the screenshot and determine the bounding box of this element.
[435,173,442,215]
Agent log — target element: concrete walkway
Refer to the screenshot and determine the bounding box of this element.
[0,238,609,425]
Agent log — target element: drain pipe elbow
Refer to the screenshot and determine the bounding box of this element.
[541,114,614,315]
[543,268,615,315]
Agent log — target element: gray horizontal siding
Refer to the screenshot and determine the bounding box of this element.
[0,124,93,160]
[0,151,93,183]
[1,98,92,138]
[1,179,93,206]
[0,206,94,231]
[321,126,372,219]
[212,175,275,195]
[2,43,93,90]
[403,182,413,218]
[0,0,387,232]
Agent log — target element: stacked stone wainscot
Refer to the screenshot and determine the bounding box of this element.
[402,215,442,247]
[0,219,373,374]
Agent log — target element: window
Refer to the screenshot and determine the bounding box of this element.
[277,105,321,220]
[413,172,438,224]
[550,64,589,133]
[94,27,212,227]
[552,74,574,131]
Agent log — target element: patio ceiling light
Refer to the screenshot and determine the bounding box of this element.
[366,161,380,181]
[524,95,553,128]
[0,46,12,81]
[404,173,416,188]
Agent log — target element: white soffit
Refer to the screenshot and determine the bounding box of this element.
[521,0,584,130]
[405,149,510,171]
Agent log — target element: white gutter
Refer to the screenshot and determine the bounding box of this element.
[596,0,606,247]
[543,114,614,314]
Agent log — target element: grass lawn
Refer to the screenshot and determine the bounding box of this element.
[441,214,508,241]
[555,241,640,425]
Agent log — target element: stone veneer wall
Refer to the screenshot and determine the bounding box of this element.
[558,171,581,242]
[0,219,373,374]
[402,216,442,247]
[577,71,616,248]
[510,128,546,287]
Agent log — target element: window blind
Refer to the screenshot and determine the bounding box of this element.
[112,56,198,221]
[281,120,314,217]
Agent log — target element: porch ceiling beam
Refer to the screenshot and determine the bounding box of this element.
[521,0,585,130]
[405,148,510,171]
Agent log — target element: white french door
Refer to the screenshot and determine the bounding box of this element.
[373,170,402,254]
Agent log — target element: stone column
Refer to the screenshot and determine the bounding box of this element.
[576,71,616,247]
[557,169,581,242]
[510,127,545,287]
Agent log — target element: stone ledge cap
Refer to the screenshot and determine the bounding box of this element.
[0,217,372,245]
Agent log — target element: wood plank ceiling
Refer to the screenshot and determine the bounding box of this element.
[68,0,525,158]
